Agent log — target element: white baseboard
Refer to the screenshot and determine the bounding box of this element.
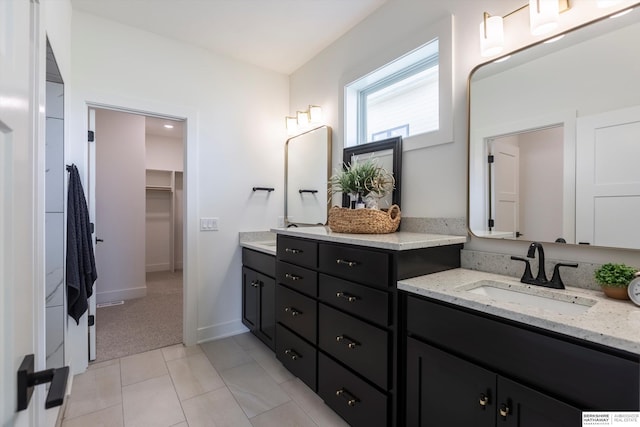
[96,286,146,304]
[196,319,248,344]
[146,263,171,272]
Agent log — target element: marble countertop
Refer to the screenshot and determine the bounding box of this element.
[271,226,467,251]
[240,240,277,256]
[398,268,640,355]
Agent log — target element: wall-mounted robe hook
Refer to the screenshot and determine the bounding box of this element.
[252,187,275,192]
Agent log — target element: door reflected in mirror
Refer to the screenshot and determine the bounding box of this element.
[486,125,567,243]
[285,126,331,225]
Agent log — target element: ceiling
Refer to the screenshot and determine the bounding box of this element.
[70,0,388,75]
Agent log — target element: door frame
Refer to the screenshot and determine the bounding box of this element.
[71,97,198,372]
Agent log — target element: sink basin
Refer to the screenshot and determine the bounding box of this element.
[465,280,596,315]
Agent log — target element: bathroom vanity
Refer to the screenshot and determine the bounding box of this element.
[240,232,640,426]
[272,227,465,427]
[399,269,640,426]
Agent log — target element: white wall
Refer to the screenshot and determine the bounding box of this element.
[146,133,184,172]
[68,10,289,371]
[289,0,640,268]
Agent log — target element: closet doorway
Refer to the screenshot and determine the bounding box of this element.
[91,108,185,362]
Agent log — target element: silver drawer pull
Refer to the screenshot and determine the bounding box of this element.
[336,291,358,303]
[284,349,300,360]
[285,273,302,281]
[336,335,359,349]
[284,307,301,317]
[285,248,302,254]
[336,259,358,267]
[335,388,358,407]
[250,280,260,288]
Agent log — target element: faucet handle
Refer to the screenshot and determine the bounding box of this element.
[511,256,535,285]
[549,263,578,289]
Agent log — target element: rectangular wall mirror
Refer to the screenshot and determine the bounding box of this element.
[285,125,332,225]
[468,5,640,250]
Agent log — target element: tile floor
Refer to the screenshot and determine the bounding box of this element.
[61,332,349,427]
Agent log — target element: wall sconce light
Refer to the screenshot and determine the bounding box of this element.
[480,0,570,57]
[285,105,323,135]
[296,110,310,127]
[308,105,323,123]
[480,12,505,57]
[529,0,560,36]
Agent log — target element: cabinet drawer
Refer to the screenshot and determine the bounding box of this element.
[276,261,318,297]
[318,353,388,427]
[276,324,317,391]
[242,248,275,277]
[318,274,390,327]
[277,235,317,269]
[276,285,317,343]
[406,294,640,410]
[319,303,389,389]
[319,243,389,289]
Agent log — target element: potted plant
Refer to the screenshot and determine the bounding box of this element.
[329,159,395,209]
[593,263,638,300]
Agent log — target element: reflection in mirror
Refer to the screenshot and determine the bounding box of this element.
[468,5,640,250]
[342,137,402,209]
[285,126,332,225]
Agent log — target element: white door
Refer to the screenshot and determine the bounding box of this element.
[576,106,640,249]
[1,0,46,425]
[491,139,520,237]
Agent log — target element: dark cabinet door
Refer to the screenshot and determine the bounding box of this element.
[406,337,496,427]
[497,376,582,427]
[242,267,275,350]
[242,267,259,331]
[258,274,275,349]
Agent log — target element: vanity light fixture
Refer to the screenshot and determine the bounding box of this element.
[285,105,324,135]
[480,0,570,57]
[163,124,174,129]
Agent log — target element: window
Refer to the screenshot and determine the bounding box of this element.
[343,15,453,151]
[359,45,439,144]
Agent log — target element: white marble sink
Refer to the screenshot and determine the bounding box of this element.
[464,280,597,315]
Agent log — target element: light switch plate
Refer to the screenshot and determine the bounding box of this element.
[200,217,219,231]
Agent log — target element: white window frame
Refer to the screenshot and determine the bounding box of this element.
[343,15,453,152]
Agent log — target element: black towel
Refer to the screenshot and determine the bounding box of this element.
[66,164,97,324]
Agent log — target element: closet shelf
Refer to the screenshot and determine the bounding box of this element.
[146,185,173,191]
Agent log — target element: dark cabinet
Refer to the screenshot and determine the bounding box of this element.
[242,248,276,350]
[275,234,462,427]
[404,293,639,426]
[406,337,581,427]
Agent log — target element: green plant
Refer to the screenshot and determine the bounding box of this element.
[329,160,394,199]
[594,263,638,288]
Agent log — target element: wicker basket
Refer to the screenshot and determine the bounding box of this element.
[328,205,401,234]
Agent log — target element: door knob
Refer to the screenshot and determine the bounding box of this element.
[96,238,104,243]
